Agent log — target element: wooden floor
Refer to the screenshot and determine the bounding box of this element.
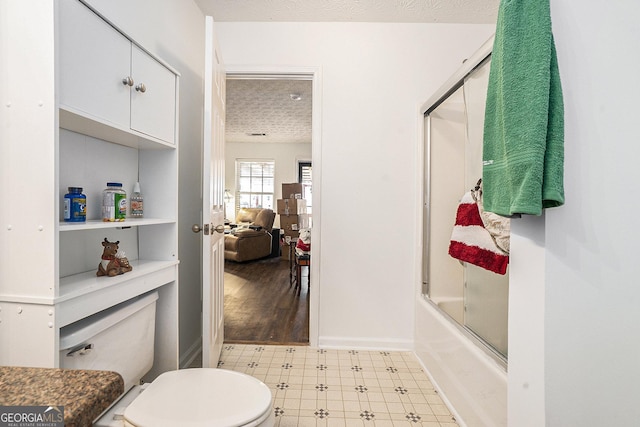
[224,256,309,345]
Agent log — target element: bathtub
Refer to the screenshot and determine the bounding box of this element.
[414,297,507,427]
[430,296,464,325]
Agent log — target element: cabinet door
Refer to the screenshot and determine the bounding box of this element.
[130,45,177,144]
[58,0,131,129]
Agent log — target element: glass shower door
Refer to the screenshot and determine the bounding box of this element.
[423,52,509,361]
[462,59,508,358]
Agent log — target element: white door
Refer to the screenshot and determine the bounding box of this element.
[202,17,226,367]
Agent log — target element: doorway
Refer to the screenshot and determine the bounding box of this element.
[223,69,321,346]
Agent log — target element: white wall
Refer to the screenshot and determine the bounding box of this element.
[84,0,206,365]
[225,141,312,226]
[511,1,640,425]
[217,22,494,348]
[507,217,546,427]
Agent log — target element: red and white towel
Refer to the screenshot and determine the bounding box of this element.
[448,191,509,275]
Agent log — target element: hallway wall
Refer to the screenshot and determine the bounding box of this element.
[216,22,495,348]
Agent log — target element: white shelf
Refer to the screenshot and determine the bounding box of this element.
[59,218,175,232]
[59,106,176,150]
[57,259,178,303]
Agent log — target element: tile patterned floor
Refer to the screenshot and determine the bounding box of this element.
[217,344,459,427]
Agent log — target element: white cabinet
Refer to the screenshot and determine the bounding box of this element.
[57,0,130,132]
[58,0,177,145]
[0,0,179,380]
[130,45,177,143]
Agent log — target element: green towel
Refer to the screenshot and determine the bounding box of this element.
[482,0,565,216]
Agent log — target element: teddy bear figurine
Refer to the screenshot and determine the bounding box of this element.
[97,238,133,277]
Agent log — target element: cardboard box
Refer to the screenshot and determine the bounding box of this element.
[277,198,307,215]
[284,230,299,238]
[282,183,304,199]
[281,235,298,260]
[280,214,310,237]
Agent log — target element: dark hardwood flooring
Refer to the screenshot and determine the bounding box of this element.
[224,257,309,345]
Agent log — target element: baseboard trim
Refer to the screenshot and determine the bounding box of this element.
[318,336,413,351]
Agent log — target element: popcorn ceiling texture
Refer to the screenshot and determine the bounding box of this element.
[196,0,499,24]
[226,79,313,144]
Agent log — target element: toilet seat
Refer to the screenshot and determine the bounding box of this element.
[123,368,273,427]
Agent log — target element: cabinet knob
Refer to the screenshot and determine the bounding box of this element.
[122,76,134,87]
[135,83,147,93]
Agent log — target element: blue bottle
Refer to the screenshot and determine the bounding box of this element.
[64,187,87,222]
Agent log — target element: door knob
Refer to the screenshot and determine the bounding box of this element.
[135,83,147,93]
[122,76,134,86]
[192,224,224,235]
[192,224,205,233]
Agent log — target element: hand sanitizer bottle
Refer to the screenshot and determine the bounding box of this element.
[131,182,144,218]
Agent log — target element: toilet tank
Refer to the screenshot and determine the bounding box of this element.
[59,291,158,391]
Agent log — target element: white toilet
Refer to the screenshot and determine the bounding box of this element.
[59,292,274,427]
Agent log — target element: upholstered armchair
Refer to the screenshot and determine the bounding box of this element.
[224,208,276,262]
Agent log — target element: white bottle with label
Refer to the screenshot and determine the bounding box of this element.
[130,182,144,218]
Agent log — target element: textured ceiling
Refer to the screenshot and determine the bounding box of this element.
[196,0,499,24]
[213,0,499,144]
[226,79,313,144]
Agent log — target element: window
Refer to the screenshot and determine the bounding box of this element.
[298,161,312,213]
[236,160,275,212]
